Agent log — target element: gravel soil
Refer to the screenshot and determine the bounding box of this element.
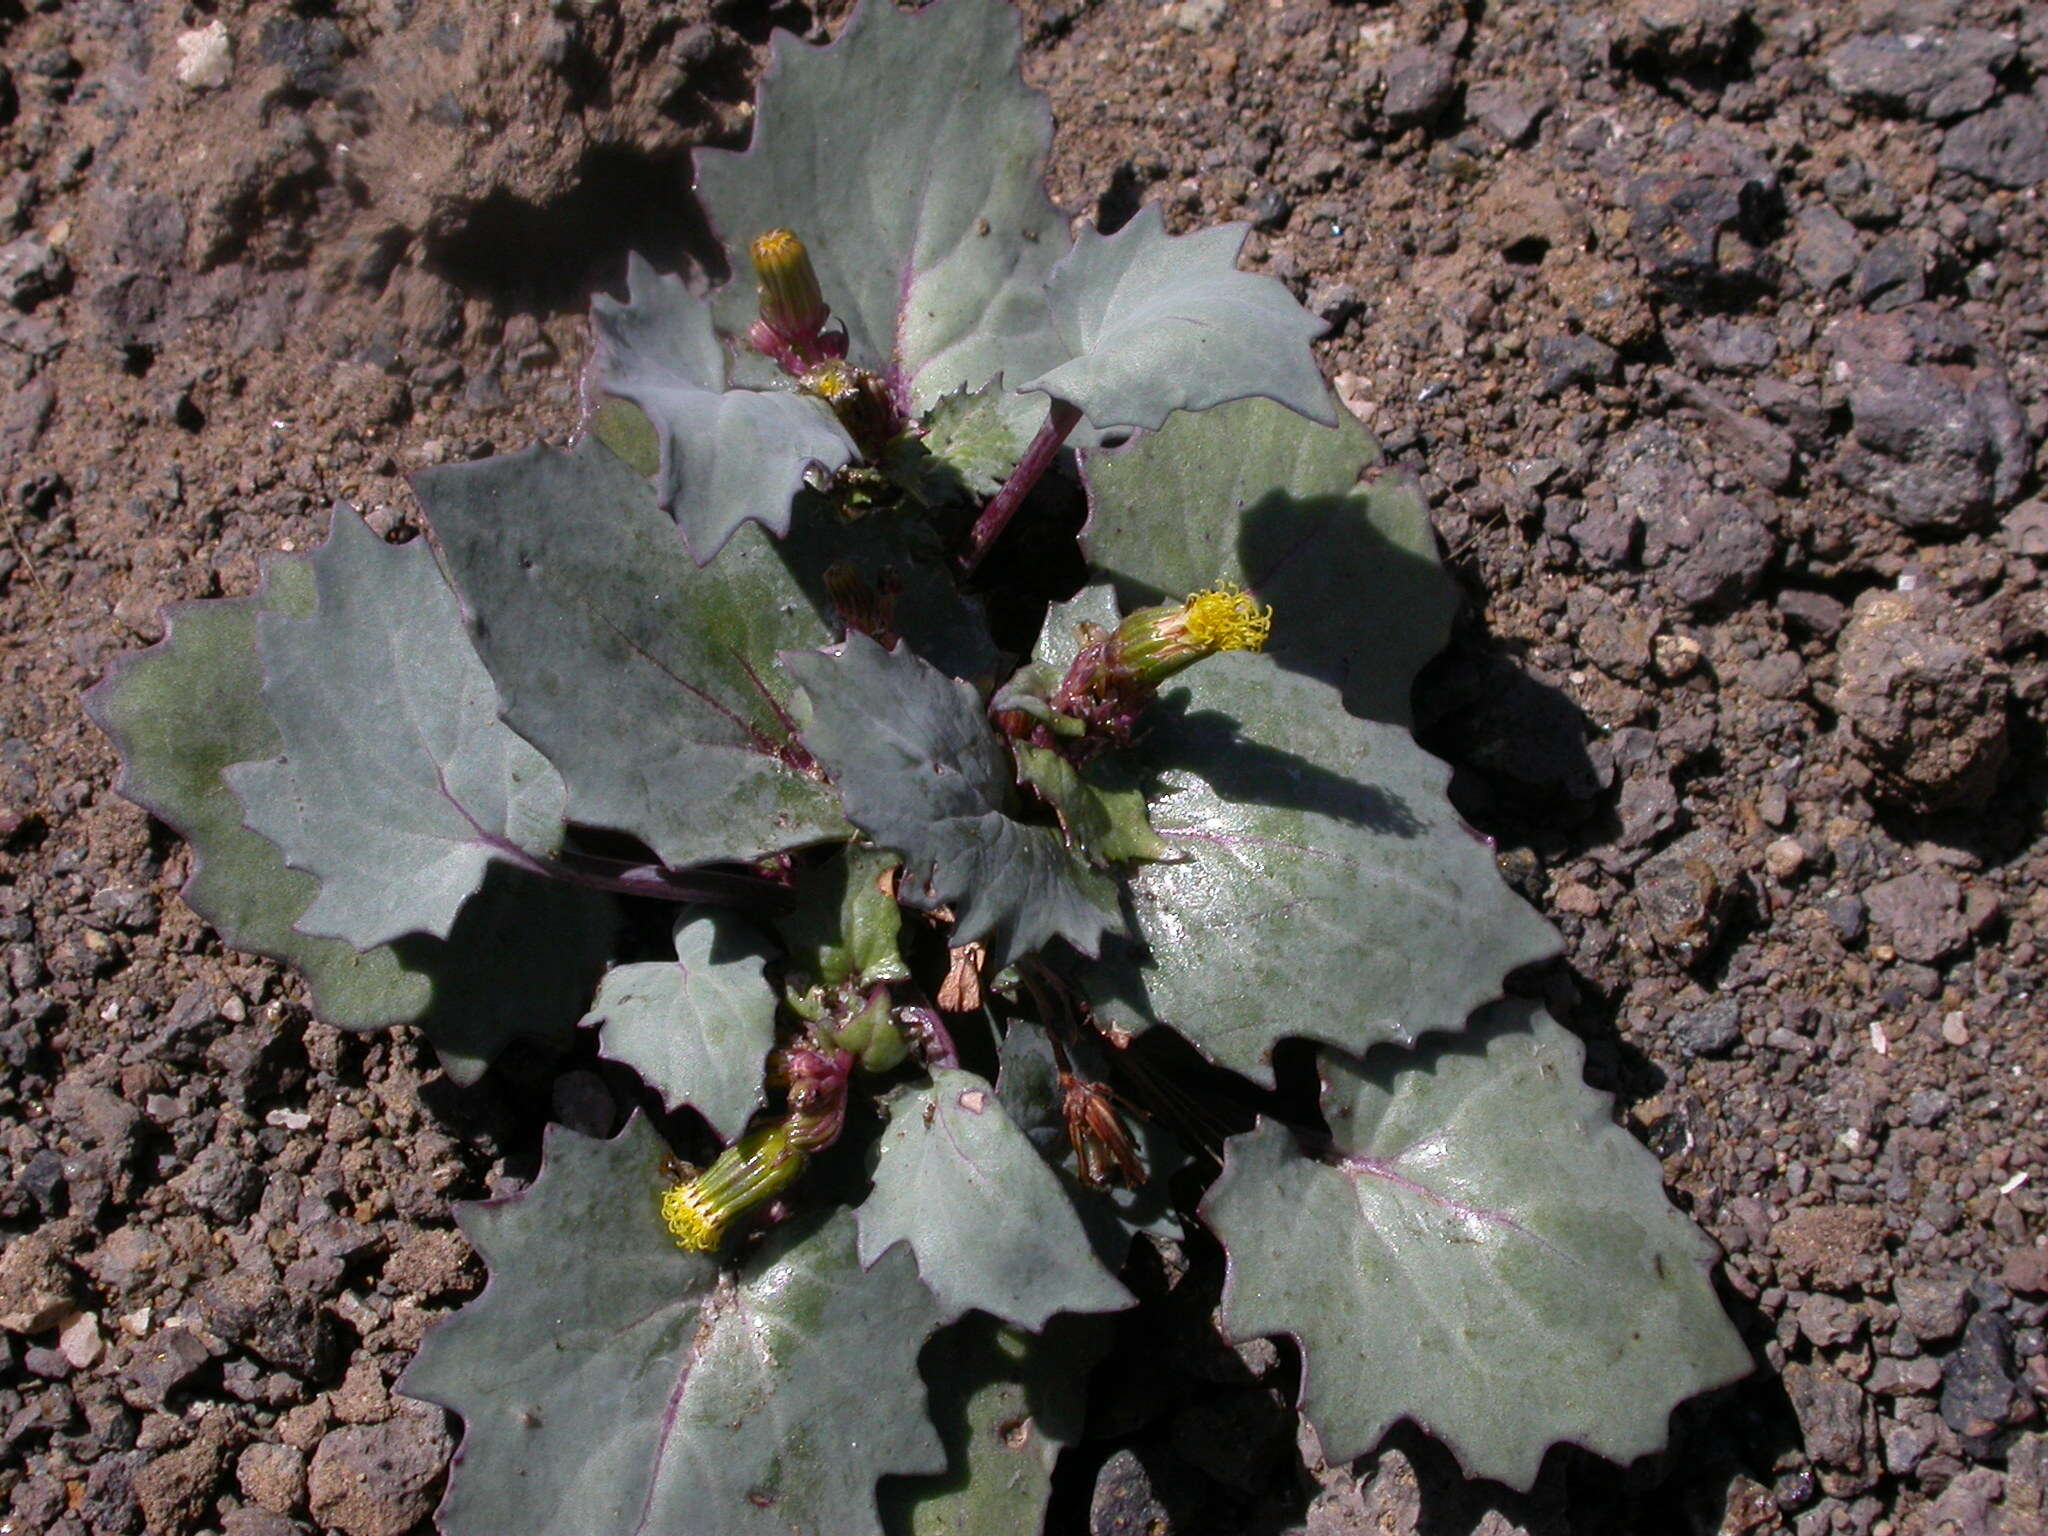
[1,2,2045,1534]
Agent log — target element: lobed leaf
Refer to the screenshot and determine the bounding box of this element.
[583,912,781,1142]
[83,543,612,1084]
[903,382,1026,504]
[592,255,856,562]
[222,510,568,952]
[1083,396,1454,727]
[1205,1002,1751,1489]
[857,1069,1133,1330]
[1078,640,1560,1085]
[1022,205,1333,435]
[783,634,1121,968]
[694,0,1068,427]
[402,1115,948,1536]
[415,435,849,872]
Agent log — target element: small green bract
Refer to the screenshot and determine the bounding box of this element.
[85,1,1749,1530]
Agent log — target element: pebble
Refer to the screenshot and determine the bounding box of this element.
[1822,31,2014,123]
[1834,592,2010,814]
[1671,998,1742,1059]
[1941,1310,2025,1453]
[1939,93,2048,190]
[58,1309,103,1369]
[122,1325,214,1408]
[1381,47,1457,126]
[1765,838,1807,882]
[237,1440,308,1515]
[1864,871,1971,964]
[175,22,235,92]
[0,1231,81,1333]
[1774,1205,1886,1291]
[1091,1447,1175,1536]
[307,1411,453,1536]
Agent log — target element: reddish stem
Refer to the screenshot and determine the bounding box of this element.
[961,399,1083,573]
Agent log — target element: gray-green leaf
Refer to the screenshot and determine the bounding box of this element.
[903,382,1026,504]
[779,844,912,992]
[402,1115,948,1536]
[1022,206,1332,435]
[1203,1002,1751,1490]
[783,635,1121,968]
[222,511,567,951]
[83,561,616,1083]
[878,1313,1106,1536]
[1083,396,1454,727]
[858,1069,1133,1330]
[694,0,1068,422]
[593,254,856,561]
[1081,647,1560,1085]
[583,912,780,1141]
[415,435,848,872]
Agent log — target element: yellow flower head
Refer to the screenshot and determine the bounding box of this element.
[658,1121,808,1254]
[1180,585,1272,656]
[661,1181,727,1253]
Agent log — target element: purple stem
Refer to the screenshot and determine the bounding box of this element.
[961,399,1084,573]
[481,833,789,909]
[898,1001,961,1072]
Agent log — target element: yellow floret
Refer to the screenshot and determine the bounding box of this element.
[660,1181,726,1253]
[1181,585,1272,655]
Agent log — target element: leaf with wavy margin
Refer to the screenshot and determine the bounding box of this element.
[402,1115,949,1536]
[782,635,1121,968]
[1204,1002,1750,1490]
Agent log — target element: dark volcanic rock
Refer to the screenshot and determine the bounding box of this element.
[1940,91,2048,189]
[1671,997,1742,1058]
[1792,204,1862,292]
[1625,132,1780,298]
[1823,31,2016,123]
[1634,829,1740,964]
[1941,1310,2024,1455]
[196,1271,343,1381]
[1381,47,1457,126]
[1826,309,2029,530]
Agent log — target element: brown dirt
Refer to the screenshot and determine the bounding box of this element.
[1,2,2044,1534]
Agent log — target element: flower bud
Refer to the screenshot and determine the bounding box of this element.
[661,1121,808,1253]
[751,228,830,346]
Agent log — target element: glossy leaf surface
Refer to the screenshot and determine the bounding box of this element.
[858,1069,1133,1330]
[1205,1003,1751,1489]
[403,1115,948,1536]
[1079,639,1560,1084]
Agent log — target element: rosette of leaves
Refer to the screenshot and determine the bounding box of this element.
[89,1,1749,1531]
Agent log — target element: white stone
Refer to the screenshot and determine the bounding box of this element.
[175,22,234,92]
[58,1310,103,1369]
